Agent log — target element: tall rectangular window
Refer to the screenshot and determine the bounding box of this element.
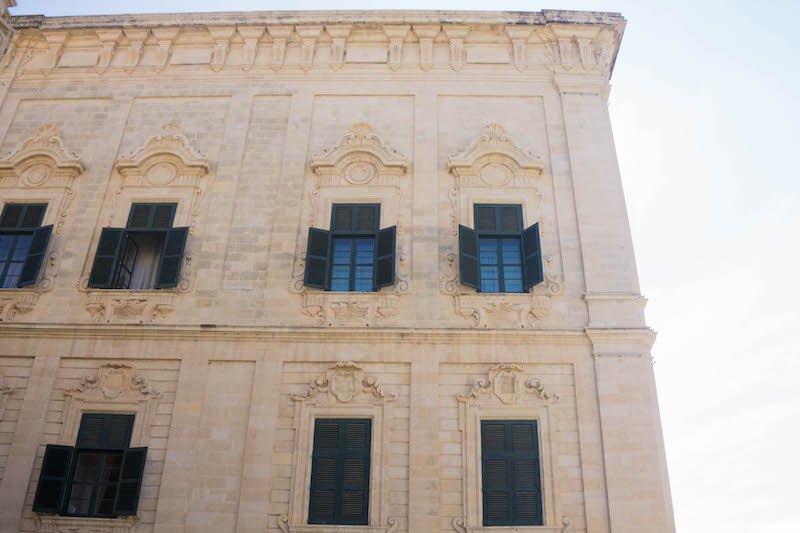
[0,203,52,288]
[303,204,396,292]
[88,203,189,290]
[458,204,543,293]
[33,413,148,518]
[481,420,543,526]
[308,418,371,525]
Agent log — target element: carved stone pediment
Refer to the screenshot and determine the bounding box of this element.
[65,362,160,403]
[458,363,559,405]
[310,123,408,183]
[291,361,397,404]
[448,123,544,184]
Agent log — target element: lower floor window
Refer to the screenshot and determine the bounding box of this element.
[308,418,371,525]
[481,420,543,526]
[32,413,148,518]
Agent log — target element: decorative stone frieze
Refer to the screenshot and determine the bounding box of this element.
[440,124,564,328]
[61,362,160,448]
[457,364,563,532]
[290,123,411,326]
[35,514,140,533]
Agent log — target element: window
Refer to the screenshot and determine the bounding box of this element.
[459,204,543,293]
[88,203,188,290]
[0,203,52,288]
[303,204,396,292]
[481,420,543,526]
[32,413,147,518]
[308,418,371,525]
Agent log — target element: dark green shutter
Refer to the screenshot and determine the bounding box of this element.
[0,204,23,228]
[88,228,126,288]
[113,447,147,515]
[151,204,176,229]
[375,226,396,289]
[154,226,188,289]
[481,420,542,527]
[32,444,75,513]
[127,204,154,229]
[21,205,47,228]
[459,224,479,289]
[76,413,134,449]
[522,223,543,291]
[304,228,330,289]
[309,419,371,525]
[18,224,52,287]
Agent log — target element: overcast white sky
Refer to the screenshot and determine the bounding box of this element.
[12,1,800,531]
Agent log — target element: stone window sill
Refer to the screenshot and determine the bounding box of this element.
[35,514,140,533]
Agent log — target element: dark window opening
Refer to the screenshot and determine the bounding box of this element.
[308,418,371,525]
[481,420,543,526]
[88,203,188,290]
[458,204,543,293]
[32,413,148,519]
[303,204,396,292]
[0,203,52,288]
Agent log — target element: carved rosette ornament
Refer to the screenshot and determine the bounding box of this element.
[290,123,412,327]
[441,124,564,329]
[292,361,397,405]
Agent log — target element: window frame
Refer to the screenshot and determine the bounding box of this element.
[328,203,381,293]
[473,204,524,294]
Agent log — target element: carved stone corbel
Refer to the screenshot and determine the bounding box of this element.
[95,29,122,74]
[150,27,179,72]
[207,26,235,72]
[296,25,322,71]
[123,28,148,72]
[505,26,532,71]
[413,25,440,71]
[326,25,352,71]
[42,31,67,72]
[443,25,470,71]
[267,25,292,71]
[237,25,264,71]
[384,25,409,71]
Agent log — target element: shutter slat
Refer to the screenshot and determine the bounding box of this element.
[127,204,153,229]
[304,228,331,289]
[151,204,176,229]
[18,224,52,287]
[356,205,377,231]
[459,225,479,289]
[88,228,126,288]
[113,447,147,515]
[375,226,396,289]
[333,205,354,232]
[475,205,497,232]
[522,222,544,291]
[32,444,75,513]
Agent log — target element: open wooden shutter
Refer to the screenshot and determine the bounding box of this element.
[304,228,330,289]
[18,224,52,287]
[88,227,126,288]
[522,223,543,291]
[32,444,75,513]
[459,224,479,289]
[154,226,188,289]
[375,226,396,289]
[113,447,147,515]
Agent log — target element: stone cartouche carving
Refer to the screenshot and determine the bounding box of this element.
[80,122,207,321]
[290,123,411,326]
[66,362,160,402]
[292,361,397,404]
[441,124,563,329]
[458,364,559,405]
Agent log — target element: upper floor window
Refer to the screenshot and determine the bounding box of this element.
[303,204,396,292]
[308,418,371,525]
[459,204,543,293]
[88,203,188,290]
[481,420,543,526]
[0,203,52,288]
[32,413,147,518]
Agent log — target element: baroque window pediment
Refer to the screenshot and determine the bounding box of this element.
[291,124,412,326]
[0,124,85,321]
[441,124,564,329]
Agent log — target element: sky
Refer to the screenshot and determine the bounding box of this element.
[11,1,800,532]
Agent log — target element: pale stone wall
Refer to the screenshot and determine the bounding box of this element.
[0,9,674,533]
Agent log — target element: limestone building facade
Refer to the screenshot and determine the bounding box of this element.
[0,8,675,533]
